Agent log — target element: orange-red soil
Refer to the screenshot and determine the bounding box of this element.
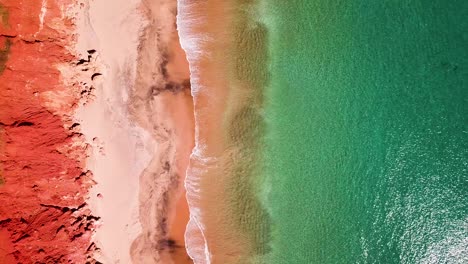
[0,1,96,263]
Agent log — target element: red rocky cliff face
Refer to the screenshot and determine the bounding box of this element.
[0,1,97,263]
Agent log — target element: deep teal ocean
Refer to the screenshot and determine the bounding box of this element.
[261,0,468,263]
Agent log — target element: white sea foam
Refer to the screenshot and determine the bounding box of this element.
[177,0,213,263]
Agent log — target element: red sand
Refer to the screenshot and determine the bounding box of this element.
[0,1,96,263]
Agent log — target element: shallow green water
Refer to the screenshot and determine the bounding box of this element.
[260,0,468,263]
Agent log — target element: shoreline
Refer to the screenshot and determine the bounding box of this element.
[178,0,272,262]
[178,0,253,262]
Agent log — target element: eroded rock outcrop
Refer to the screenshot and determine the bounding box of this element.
[0,1,98,262]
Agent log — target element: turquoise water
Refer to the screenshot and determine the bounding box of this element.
[261,0,468,263]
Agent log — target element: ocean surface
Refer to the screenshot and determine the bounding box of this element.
[179,0,468,263]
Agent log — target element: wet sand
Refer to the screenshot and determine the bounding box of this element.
[127,0,194,263]
[164,27,194,264]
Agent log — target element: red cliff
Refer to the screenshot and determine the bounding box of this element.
[0,1,96,263]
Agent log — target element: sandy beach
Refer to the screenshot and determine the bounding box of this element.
[128,0,193,262]
[75,0,193,263]
[75,0,148,262]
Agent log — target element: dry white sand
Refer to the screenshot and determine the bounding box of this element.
[74,0,152,263]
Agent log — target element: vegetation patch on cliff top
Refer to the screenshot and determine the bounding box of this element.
[0,38,11,74]
[0,4,9,27]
